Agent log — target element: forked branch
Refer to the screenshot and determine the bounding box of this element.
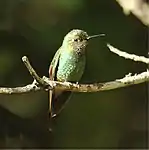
[0,44,148,94]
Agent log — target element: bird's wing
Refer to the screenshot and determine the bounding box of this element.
[49,48,61,117]
[49,48,61,80]
[49,48,72,118]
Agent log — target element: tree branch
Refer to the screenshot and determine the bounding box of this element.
[0,44,148,94]
[116,0,149,26]
[0,80,41,94]
[107,44,149,64]
[22,56,51,88]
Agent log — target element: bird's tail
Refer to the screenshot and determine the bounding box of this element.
[48,90,72,118]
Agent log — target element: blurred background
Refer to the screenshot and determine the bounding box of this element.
[0,0,148,148]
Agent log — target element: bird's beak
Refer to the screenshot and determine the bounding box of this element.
[87,34,105,40]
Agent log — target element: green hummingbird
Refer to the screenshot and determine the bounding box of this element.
[49,29,104,118]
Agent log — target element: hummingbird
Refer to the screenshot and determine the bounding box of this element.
[49,29,104,118]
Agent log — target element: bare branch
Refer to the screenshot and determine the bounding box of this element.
[43,71,149,92]
[22,56,52,89]
[107,44,149,64]
[116,0,149,26]
[0,80,41,94]
[0,44,148,95]
[0,71,148,94]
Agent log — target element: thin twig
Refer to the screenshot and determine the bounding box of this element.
[0,80,41,94]
[22,56,52,89]
[107,44,149,64]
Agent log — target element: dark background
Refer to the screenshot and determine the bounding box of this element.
[0,0,148,148]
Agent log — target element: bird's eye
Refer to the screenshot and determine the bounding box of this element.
[74,38,83,42]
[74,38,79,42]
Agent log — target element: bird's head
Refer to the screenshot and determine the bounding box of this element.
[62,29,104,54]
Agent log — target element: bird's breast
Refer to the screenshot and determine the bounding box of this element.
[57,51,86,82]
